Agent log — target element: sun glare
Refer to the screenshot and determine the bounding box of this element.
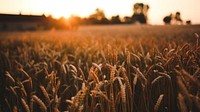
[30,0,134,19]
[32,0,95,19]
[0,0,200,24]
[33,1,70,18]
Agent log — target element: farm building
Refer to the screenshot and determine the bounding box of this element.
[0,14,49,31]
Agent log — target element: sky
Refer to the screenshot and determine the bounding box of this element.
[0,0,199,24]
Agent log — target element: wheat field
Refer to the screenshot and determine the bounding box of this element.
[0,25,200,112]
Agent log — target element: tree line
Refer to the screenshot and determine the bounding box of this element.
[47,2,191,30]
[163,12,191,25]
[48,3,148,29]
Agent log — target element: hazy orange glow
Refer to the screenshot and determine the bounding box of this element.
[0,0,200,24]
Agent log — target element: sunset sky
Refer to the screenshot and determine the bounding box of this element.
[0,0,199,24]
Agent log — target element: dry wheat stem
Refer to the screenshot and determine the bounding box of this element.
[32,95,47,112]
[21,98,30,112]
[178,93,187,112]
[39,85,51,106]
[154,94,164,112]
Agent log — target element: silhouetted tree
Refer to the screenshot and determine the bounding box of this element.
[132,3,149,24]
[89,8,106,21]
[111,15,121,24]
[123,16,132,24]
[186,20,191,25]
[163,14,173,24]
[174,12,183,24]
[163,12,184,25]
[87,18,100,24]
[100,18,110,24]
[87,8,108,24]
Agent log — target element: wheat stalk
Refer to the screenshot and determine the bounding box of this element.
[154,94,164,112]
[151,76,163,85]
[18,81,27,98]
[190,94,200,111]
[92,62,102,71]
[110,84,116,112]
[5,71,15,83]
[179,69,200,88]
[21,98,30,112]
[72,87,88,109]
[18,68,30,79]
[133,66,147,85]
[30,96,34,112]
[117,77,126,103]
[130,52,141,61]
[32,95,47,112]
[90,71,100,83]
[91,90,110,102]
[178,93,187,112]
[39,85,51,106]
[120,67,132,96]
[69,64,78,73]
[176,76,192,110]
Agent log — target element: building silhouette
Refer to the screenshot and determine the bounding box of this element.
[0,14,49,31]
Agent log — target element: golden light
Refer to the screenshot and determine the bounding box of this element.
[0,0,200,24]
[28,0,134,19]
[30,0,96,19]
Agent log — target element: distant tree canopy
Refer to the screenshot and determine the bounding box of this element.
[174,12,183,24]
[49,3,151,28]
[132,3,149,24]
[163,14,173,24]
[163,12,184,25]
[111,15,121,24]
[89,8,105,21]
[67,3,150,26]
[86,8,109,24]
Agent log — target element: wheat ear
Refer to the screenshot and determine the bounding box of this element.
[154,94,164,112]
[21,98,30,112]
[32,95,47,112]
